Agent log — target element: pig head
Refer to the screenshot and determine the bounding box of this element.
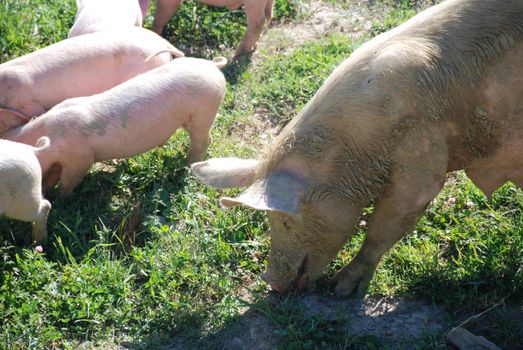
[0,137,52,246]
[192,0,523,296]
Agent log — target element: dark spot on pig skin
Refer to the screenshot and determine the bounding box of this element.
[119,110,130,129]
[81,117,109,137]
[8,183,19,197]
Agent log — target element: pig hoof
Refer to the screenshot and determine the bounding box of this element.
[334,279,369,297]
[334,279,357,297]
[332,265,374,297]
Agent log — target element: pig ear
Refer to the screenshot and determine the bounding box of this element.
[0,108,30,135]
[191,157,259,188]
[221,171,306,215]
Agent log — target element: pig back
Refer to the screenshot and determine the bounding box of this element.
[1,27,174,112]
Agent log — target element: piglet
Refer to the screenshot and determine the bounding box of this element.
[148,0,275,56]
[0,27,183,134]
[0,137,52,245]
[5,57,227,197]
[69,0,144,38]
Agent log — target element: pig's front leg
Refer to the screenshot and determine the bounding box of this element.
[333,125,449,296]
[152,0,183,34]
[235,0,269,56]
[31,199,51,246]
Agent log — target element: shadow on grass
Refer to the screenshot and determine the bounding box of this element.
[125,290,452,350]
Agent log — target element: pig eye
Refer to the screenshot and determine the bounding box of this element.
[282,216,295,229]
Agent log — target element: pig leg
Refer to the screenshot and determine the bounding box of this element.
[265,0,275,22]
[235,1,268,56]
[59,158,94,197]
[31,199,51,245]
[186,133,211,164]
[333,126,449,296]
[186,123,212,164]
[43,163,63,192]
[138,0,152,19]
[152,0,183,34]
[185,107,219,163]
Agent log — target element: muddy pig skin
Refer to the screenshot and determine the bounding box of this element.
[0,27,183,134]
[5,57,226,197]
[192,0,523,296]
[68,0,145,37]
[0,137,51,245]
[146,0,274,56]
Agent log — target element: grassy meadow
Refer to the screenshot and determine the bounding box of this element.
[0,0,522,349]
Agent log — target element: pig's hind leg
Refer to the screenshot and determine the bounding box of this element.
[264,0,275,22]
[333,125,449,296]
[152,0,183,34]
[58,157,95,197]
[236,0,269,56]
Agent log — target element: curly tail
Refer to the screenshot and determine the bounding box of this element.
[34,136,51,154]
[145,47,185,62]
[212,56,227,69]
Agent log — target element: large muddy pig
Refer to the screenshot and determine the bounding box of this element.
[0,27,183,134]
[5,57,226,197]
[146,0,275,56]
[191,0,523,296]
[68,0,149,37]
[0,137,51,245]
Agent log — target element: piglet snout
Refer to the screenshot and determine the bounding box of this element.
[262,272,287,294]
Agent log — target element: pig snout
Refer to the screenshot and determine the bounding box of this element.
[261,272,288,294]
[262,255,309,294]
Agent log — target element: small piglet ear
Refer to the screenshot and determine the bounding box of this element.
[191,157,259,189]
[221,171,306,215]
[0,108,30,136]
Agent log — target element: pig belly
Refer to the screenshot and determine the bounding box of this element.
[465,43,523,198]
[465,127,523,199]
[199,0,243,10]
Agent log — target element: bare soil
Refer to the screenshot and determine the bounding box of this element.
[166,293,450,350]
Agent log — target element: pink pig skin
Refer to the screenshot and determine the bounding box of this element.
[4,57,226,197]
[151,0,275,56]
[0,27,183,134]
[69,0,144,38]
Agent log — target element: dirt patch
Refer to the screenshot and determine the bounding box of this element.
[252,0,382,64]
[167,293,450,350]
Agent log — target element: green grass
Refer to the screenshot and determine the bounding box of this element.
[1,0,522,349]
[145,0,304,57]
